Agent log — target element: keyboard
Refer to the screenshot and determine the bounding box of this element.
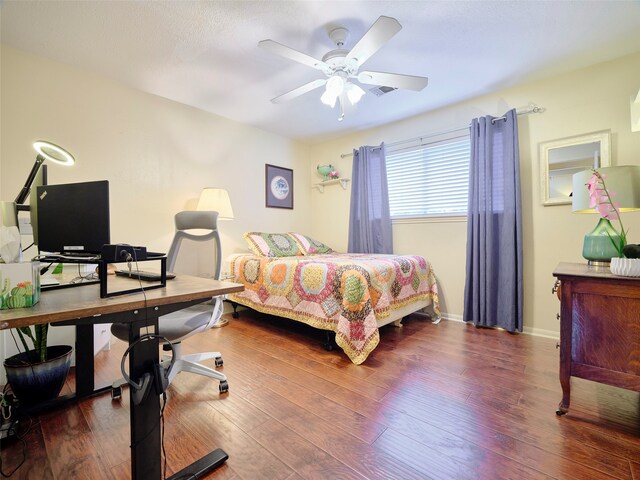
[114,269,176,282]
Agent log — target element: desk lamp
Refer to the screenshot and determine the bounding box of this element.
[15,141,75,209]
[572,166,640,265]
[1,142,74,253]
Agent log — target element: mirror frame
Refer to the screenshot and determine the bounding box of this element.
[539,130,611,206]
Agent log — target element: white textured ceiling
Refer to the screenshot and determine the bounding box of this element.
[2,1,640,142]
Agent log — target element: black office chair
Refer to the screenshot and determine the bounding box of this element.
[111,211,229,397]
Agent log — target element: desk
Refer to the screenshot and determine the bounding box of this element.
[0,274,244,480]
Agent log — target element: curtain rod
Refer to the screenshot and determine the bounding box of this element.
[340,103,545,158]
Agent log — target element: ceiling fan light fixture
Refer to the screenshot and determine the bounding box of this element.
[326,75,345,95]
[320,88,338,108]
[321,75,345,108]
[346,82,366,105]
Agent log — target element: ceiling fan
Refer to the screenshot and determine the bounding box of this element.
[259,15,429,121]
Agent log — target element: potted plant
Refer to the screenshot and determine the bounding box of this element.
[3,322,72,407]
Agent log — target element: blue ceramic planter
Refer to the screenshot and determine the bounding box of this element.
[3,345,72,406]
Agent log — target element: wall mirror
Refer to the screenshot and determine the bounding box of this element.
[539,130,611,206]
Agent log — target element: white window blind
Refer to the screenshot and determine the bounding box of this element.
[386,135,471,218]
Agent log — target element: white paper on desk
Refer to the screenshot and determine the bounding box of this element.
[0,225,22,263]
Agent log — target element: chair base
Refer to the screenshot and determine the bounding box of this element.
[112,342,228,398]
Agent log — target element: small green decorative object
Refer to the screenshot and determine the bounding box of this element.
[317,164,334,182]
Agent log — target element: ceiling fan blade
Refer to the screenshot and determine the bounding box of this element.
[357,71,429,91]
[346,16,402,67]
[271,79,327,104]
[259,39,329,72]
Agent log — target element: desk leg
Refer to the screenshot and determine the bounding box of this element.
[75,324,95,397]
[128,318,162,480]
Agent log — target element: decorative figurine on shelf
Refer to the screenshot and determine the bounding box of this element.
[329,169,340,180]
[317,164,333,182]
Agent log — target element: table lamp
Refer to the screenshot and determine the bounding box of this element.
[572,166,640,265]
[197,188,234,220]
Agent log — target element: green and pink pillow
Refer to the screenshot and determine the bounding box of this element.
[243,232,303,257]
[243,232,334,257]
[289,233,334,255]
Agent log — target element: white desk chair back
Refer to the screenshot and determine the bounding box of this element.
[111,210,230,396]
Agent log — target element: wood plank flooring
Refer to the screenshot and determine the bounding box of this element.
[2,310,639,479]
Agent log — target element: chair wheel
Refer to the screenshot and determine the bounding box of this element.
[215,356,224,367]
[232,312,239,319]
[111,386,122,400]
[219,381,229,394]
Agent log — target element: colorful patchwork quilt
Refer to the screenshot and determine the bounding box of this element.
[228,253,440,364]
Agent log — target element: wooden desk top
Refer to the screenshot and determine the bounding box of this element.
[0,274,243,330]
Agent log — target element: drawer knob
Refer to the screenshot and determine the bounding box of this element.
[556,313,560,320]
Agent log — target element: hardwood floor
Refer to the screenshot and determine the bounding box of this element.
[2,310,640,479]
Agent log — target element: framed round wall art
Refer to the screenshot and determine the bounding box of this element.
[265,164,293,209]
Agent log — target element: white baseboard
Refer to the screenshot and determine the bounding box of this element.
[434,312,559,340]
[440,312,464,322]
[521,327,560,340]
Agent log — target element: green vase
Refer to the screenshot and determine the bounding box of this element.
[582,217,620,265]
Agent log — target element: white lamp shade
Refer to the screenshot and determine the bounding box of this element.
[572,166,640,213]
[320,88,338,107]
[197,188,234,220]
[321,76,346,108]
[346,82,365,105]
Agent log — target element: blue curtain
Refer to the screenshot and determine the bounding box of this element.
[348,143,393,254]
[463,109,523,332]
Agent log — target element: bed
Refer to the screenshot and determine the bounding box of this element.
[226,234,440,364]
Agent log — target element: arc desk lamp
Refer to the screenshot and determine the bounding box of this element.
[15,140,75,211]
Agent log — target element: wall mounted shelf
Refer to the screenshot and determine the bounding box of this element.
[313,178,350,193]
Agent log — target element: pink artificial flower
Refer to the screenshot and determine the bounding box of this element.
[586,174,601,207]
[586,169,627,257]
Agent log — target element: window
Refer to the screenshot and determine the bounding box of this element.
[386,134,470,219]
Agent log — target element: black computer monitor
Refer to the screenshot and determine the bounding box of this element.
[36,180,110,255]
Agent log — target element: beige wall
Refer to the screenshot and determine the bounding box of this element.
[1,45,312,269]
[308,51,640,337]
[0,45,311,374]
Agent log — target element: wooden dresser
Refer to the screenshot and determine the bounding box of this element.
[553,262,640,415]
